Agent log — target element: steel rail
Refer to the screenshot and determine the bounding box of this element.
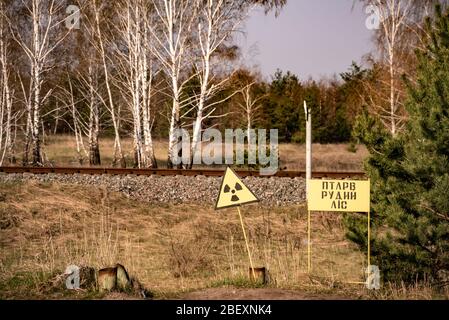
[0,166,366,179]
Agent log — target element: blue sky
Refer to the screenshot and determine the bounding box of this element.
[238,0,375,81]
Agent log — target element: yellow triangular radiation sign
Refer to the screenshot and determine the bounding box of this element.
[215,167,259,210]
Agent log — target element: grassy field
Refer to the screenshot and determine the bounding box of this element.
[1,181,446,300]
[11,134,368,171]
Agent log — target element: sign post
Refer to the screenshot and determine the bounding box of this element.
[368,209,370,267]
[237,206,256,279]
[215,167,260,280]
[304,101,312,197]
[304,101,312,272]
[308,208,311,273]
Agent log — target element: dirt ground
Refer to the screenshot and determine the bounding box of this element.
[178,288,350,300]
[99,288,350,300]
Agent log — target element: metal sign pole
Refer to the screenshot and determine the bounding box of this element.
[308,209,311,273]
[304,101,312,196]
[237,206,256,280]
[304,101,312,273]
[368,210,371,267]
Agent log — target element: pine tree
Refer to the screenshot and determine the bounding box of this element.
[347,5,449,284]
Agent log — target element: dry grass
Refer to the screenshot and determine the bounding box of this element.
[40,135,168,168]
[11,134,367,171]
[278,143,368,171]
[373,281,448,300]
[1,181,446,300]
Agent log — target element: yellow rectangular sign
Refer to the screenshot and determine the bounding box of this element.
[308,179,370,212]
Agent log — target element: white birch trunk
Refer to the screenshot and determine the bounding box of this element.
[87,63,101,165]
[166,5,182,169]
[141,26,157,168]
[30,0,42,165]
[0,5,14,165]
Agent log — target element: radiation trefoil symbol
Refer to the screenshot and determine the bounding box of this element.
[215,167,259,210]
[224,182,243,202]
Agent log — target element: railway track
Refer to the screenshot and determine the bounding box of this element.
[0,166,366,179]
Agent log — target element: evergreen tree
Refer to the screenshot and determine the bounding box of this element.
[347,5,449,284]
[263,70,302,142]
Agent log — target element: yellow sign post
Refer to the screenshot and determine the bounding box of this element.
[215,167,260,280]
[307,179,371,272]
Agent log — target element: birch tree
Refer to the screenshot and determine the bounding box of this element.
[149,0,199,168]
[64,1,104,166]
[87,0,126,167]
[0,2,15,165]
[9,0,69,166]
[187,0,285,167]
[114,0,157,168]
[85,62,101,165]
[361,0,446,135]
[147,0,285,168]
[67,75,88,164]
[188,0,250,168]
[237,81,266,144]
[57,63,103,166]
[368,0,413,135]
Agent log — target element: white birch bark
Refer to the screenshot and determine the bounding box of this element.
[87,63,101,166]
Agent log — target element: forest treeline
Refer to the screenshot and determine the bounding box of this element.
[0,0,448,168]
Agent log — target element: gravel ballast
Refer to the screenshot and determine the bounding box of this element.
[0,173,306,206]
